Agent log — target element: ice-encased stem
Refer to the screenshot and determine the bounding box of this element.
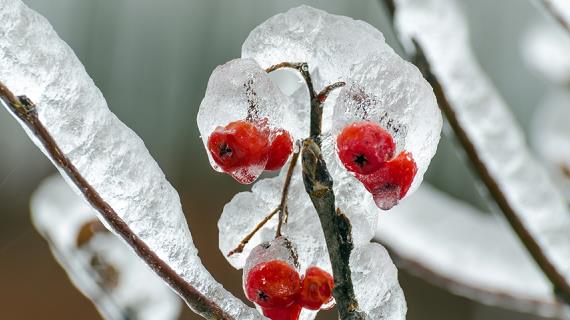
[539,0,570,34]
[0,82,233,320]
[382,0,570,304]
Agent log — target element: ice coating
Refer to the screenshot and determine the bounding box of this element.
[243,237,300,281]
[219,136,379,269]
[350,243,407,319]
[332,55,442,197]
[197,58,293,182]
[31,175,182,320]
[375,184,567,318]
[394,0,570,287]
[243,5,441,203]
[522,21,570,85]
[543,0,570,30]
[531,90,570,202]
[0,1,261,318]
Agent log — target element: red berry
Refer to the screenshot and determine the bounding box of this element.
[261,303,302,320]
[265,129,294,171]
[337,121,395,175]
[245,260,301,309]
[298,266,334,310]
[207,120,269,184]
[356,151,417,210]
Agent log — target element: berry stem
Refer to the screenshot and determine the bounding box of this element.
[0,81,236,320]
[227,143,301,257]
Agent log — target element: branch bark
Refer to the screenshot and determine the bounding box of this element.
[0,81,234,320]
[381,0,570,304]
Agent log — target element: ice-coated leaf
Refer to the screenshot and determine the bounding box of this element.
[393,0,570,291]
[0,1,261,318]
[242,5,442,204]
[197,58,293,182]
[522,21,570,85]
[375,184,568,318]
[530,89,570,202]
[31,175,182,320]
[350,243,407,319]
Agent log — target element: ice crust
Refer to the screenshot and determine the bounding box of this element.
[31,175,182,320]
[0,1,261,318]
[531,90,570,202]
[522,21,570,85]
[243,5,442,198]
[375,184,567,318]
[394,0,570,288]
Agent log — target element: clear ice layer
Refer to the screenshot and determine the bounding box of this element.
[0,1,261,318]
[376,184,566,318]
[394,0,570,292]
[242,5,442,201]
[31,175,182,320]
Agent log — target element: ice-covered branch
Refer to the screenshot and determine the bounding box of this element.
[0,82,233,319]
[0,1,263,319]
[382,0,570,304]
[301,139,365,320]
[539,0,570,34]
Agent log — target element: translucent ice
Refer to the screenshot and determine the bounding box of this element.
[531,90,570,202]
[522,21,570,85]
[31,175,182,320]
[242,5,441,204]
[197,58,294,183]
[394,0,570,289]
[350,243,407,319]
[542,0,570,30]
[376,184,565,318]
[0,1,261,318]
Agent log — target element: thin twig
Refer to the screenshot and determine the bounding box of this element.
[227,145,301,257]
[317,81,346,103]
[0,81,234,320]
[381,0,570,304]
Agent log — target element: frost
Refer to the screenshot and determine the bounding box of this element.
[394,0,570,287]
[0,1,261,318]
[522,21,570,85]
[31,175,182,320]
[375,184,567,318]
[350,243,407,319]
[531,90,570,202]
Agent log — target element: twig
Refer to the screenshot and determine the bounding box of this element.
[0,81,234,320]
[540,0,570,34]
[227,146,301,257]
[380,0,570,304]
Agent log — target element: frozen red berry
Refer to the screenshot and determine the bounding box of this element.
[337,121,395,174]
[245,260,301,309]
[265,128,294,171]
[261,303,302,320]
[298,266,334,310]
[207,120,270,184]
[356,151,417,210]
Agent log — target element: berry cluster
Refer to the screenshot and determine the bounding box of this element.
[337,121,417,210]
[207,119,293,184]
[245,260,334,320]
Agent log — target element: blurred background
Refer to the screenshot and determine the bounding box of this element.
[0,0,562,319]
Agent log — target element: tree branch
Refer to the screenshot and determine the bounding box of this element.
[301,139,365,320]
[0,81,234,320]
[381,0,570,304]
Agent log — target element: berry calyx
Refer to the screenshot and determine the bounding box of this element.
[298,266,334,310]
[261,303,302,320]
[207,120,270,184]
[337,121,396,175]
[356,151,417,210]
[265,128,294,171]
[245,260,301,309]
